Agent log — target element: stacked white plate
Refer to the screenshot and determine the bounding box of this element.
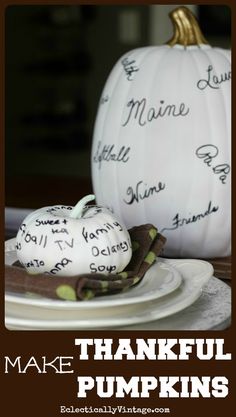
[5,238,216,330]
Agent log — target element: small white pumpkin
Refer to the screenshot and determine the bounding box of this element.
[91,6,231,258]
[16,195,132,276]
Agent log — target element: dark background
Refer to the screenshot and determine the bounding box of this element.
[5,5,231,209]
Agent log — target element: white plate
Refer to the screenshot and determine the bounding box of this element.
[5,258,213,330]
[5,238,182,310]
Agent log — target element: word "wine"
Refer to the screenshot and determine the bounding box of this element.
[124,180,166,205]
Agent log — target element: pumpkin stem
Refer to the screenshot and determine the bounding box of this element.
[70,194,95,219]
[167,6,209,47]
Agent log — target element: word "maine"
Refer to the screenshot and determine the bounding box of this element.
[122,98,190,127]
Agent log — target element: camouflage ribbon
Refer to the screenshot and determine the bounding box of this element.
[5,224,166,301]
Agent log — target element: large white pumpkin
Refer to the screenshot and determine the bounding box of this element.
[91,6,231,258]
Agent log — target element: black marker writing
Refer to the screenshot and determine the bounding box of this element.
[93,142,130,170]
[90,263,116,274]
[122,98,190,127]
[44,258,72,275]
[24,232,47,248]
[82,222,123,243]
[54,238,74,250]
[52,228,69,234]
[197,65,231,90]
[196,144,230,184]
[22,259,45,269]
[161,201,219,233]
[91,241,129,257]
[100,95,109,105]
[124,180,166,205]
[121,57,139,81]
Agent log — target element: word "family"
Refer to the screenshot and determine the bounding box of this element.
[82,222,123,243]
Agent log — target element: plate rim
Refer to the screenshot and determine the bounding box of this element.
[5,238,182,309]
[5,259,214,329]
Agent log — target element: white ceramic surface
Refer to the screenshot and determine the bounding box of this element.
[121,276,231,331]
[5,238,182,310]
[5,258,213,330]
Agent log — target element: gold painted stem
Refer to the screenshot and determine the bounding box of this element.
[167,6,209,47]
